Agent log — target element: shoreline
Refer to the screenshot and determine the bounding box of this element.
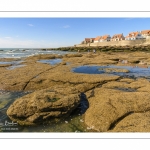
[48,44,150,53]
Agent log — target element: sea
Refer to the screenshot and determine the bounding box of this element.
[0,48,74,58]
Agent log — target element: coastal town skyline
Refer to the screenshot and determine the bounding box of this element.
[0,18,150,48]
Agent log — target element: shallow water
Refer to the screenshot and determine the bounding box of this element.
[0,60,23,65]
[0,91,30,132]
[0,61,12,65]
[0,60,25,70]
[0,91,91,132]
[72,65,150,79]
[0,49,75,58]
[6,65,26,70]
[38,59,62,65]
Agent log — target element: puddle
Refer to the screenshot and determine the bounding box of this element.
[6,65,26,70]
[0,61,24,69]
[0,91,30,114]
[0,91,91,132]
[0,60,23,65]
[38,59,62,65]
[0,62,12,65]
[72,65,150,79]
[0,91,31,132]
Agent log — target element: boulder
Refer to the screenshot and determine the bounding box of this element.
[7,87,81,125]
[84,87,150,132]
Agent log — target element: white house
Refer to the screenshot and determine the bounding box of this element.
[94,36,102,43]
[125,31,144,40]
[83,38,95,44]
[111,33,125,41]
[100,35,111,42]
[141,30,150,39]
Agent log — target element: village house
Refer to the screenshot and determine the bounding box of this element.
[83,38,95,44]
[80,29,150,45]
[125,31,144,40]
[100,35,111,42]
[94,36,102,43]
[141,30,150,38]
[111,33,125,41]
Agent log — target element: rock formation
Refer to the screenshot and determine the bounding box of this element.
[7,87,81,125]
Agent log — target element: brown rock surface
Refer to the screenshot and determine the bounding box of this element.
[0,64,12,67]
[0,62,52,91]
[84,87,150,132]
[25,54,63,62]
[102,78,150,91]
[25,70,120,91]
[120,78,135,83]
[110,111,150,132]
[7,86,81,125]
[64,53,83,58]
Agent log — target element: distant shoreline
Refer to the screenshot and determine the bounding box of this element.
[50,44,150,52]
[1,42,150,53]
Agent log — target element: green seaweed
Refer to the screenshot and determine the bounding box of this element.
[47,97,60,102]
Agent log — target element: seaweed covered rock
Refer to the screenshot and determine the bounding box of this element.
[84,87,150,132]
[64,53,83,58]
[110,111,150,132]
[7,87,81,125]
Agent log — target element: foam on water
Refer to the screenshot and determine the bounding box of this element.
[0,48,75,58]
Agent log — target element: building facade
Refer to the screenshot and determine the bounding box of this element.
[141,30,150,39]
[125,32,144,40]
[94,36,102,43]
[111,33,125,41]
[84,38,95,44]
[100,35,111,42]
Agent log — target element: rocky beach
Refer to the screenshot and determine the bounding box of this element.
[1,47,150,132]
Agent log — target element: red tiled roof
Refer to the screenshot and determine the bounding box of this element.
[141,30,150,34]
[85,38,95,41]
[85,38,90,42]
[112,34,123,39]
[94,36,101,41]
[125,32,139,38]
[101,35,110,40]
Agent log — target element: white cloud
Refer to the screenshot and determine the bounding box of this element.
[5,37,11,39]
[63,25,70,28]
[28,24,34,27]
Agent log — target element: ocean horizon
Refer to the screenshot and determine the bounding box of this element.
[0,48,74,58]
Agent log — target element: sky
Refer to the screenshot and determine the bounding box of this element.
[0,18,150,48]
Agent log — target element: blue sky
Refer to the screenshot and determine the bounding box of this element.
[0,18,150,48]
